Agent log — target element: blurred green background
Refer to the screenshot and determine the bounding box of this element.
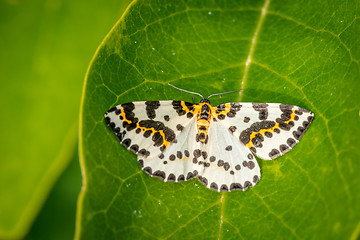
[0,0,131,239]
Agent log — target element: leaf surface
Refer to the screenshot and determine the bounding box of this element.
[25,149,81,240]
[78,0,360,239]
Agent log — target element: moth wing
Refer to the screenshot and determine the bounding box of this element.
[105,100,203,182]
[213,102,314,160]
[198,120,261,192]
[141,119,204,182]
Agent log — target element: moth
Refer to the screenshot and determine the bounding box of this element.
[105,84,314,192]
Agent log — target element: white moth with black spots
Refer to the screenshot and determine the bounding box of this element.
[105,84,314,192]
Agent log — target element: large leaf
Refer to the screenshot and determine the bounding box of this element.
[77,0,360,239]
[25,149,81,240]
[0,0,130,238]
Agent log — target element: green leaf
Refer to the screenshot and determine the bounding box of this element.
[78,0,360,239]
[0,0,131,238]
[25,149,81,240]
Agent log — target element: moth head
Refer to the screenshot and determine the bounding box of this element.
[200,98,210,103]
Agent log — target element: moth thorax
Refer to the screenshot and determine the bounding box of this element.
[199,103,211,120]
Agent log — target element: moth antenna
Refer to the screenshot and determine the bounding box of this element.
[168,83,204,99]
[207,89,245,99]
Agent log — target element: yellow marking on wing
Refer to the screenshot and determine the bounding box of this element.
[213,103,232,117]
[120,109,170,148]
[246,110,297,149]
[136,123,171,147]
[181,101,201,114]
[120,109,132,124]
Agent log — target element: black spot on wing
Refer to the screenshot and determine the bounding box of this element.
[176,124,184,131]
[152,132,163,147]
[269,149,281,159]
[253,175,259,184]
[229,126,237,133]
[247,161,255,169]
[198,176,208,186]
[167,173,176,182]
[220,184,229,192]
[217,160,224,167]
[293,126,305,140]
[230,183,243,191]
[120,103,139,131]
[280,144,290,153]
[172,101,194,116]
[231,103,242,111]
[287,138,296,147]
[143,166,152,175]
[138,149,147,157]
[264,131,272,138]
[252,103,269,120]
[252,133,264,148]
[276,104,296,131]
[223,162,230,171]
[243,181,252,190]
[218,114,225,120]
[143,130,152,138]
[153,170,166,180]
[115,108,121,115]
[210,182,218,191]
[130,144,139,153]
[292,114,314,140]
[122,138,131,148]
[177,174,185,182]
[184,150,190,157]
[216,104,226,113]
[225,145,232,151]
[186,172,195,180]
[139,120,176,145]
[145,101,160,119]
[116,130,126,142]
[240,121,276,145]
[193,149,201,158]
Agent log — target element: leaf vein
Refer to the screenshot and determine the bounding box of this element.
[267,11,360,65]
[240,0,270,93]
[251,189,301,239]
